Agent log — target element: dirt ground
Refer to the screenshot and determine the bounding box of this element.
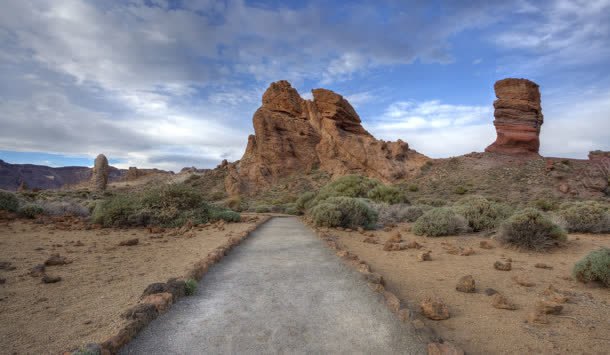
[331,225,610,355]
[0,215,263,354]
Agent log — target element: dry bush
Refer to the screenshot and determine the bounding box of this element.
[374,203,424,226]
[367,185,406,204]
[573,248,610,287]
[497,208,566,251]
[38,199,90,217]
[412,207,469,237]
[18,204,44,218]
[558,201,610,233]
[310,197,377,229]
[454,195,513,232]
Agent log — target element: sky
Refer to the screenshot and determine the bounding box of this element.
[0,0,609,172]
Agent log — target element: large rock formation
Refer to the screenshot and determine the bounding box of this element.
[225,81,427,195]
[485,78,543,155]
[91,154,109,192]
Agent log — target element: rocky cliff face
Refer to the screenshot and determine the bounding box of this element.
[225,81,428,195]
[485,78,543,155]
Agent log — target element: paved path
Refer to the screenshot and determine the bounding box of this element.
[121,217,425,354]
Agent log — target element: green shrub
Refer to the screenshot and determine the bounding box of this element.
[185,279,198,295]
[295,191,316,212]
[412,208,469,237]
[454,186,468,195]
[533,198,557,212]
[0,190,19,212]
[310,197,377,229]
[254,205,272,213]
[140,184,204,222]
[313,175,380,204]
[375,203,424,225]
[573,248,610,287]
[408,184,419,192]
[284,205,300,215]
[18,204,44,218]
[454,196,513,232]
[416,198,446,207]
[367,185,405,204]
[497,208,566,251]
[558,201,610,233]
[210,209,241,223]
[39,199,90,217]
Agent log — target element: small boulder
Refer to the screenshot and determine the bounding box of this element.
[420,298,450,320]
[512,275,536,287]
[535,300,563,315]
[459,247,475,256]
[121,303,158,323]
[405,240,422,249]
[44,254,71,266]
[383,291,401,313]
[479,240,494,249]
[41,274,62,284]
[363,235,379,244]
[494,261,511,271]
[484,288,498,296]
[29,264,46,277]
[119,238,139,246]
[527,311,549,324]
[491,293,517,310]
[417,250,432,262]
[141,292,173,312]
[456,275,476,293]
[534,263,553,269]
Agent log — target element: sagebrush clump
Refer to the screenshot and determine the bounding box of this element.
[310,196,377,229]
[412,207,469,237]
[558,201,610,233]
[497,208,566,251]
[454,195,512,232]
[573,248,610,287]
[374,203,424,226]
[0,190,19,212]
[18,204,44,218]
[367,185,405,204]
[312,175,380,205]
[295,191,316,212]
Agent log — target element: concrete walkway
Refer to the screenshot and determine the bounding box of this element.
[120,217,425,354]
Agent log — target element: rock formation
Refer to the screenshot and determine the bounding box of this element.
[225,81,427,195]
[91,154,109,192]
[485,78,543,155]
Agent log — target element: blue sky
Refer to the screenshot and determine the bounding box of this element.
[0,0,609,171]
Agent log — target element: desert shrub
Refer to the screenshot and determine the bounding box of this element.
[454,196,513,232]
[416,198,447,207]
[374,203,424,226]
[225,196,244,212]
[284,205,299,215]
[210,209,241,223]
[573,248,610,287]
[310,197,377,229]
[91,195,138,227]
[38,199,90,217]
[408,184,419,192]
[454,186,468,195]
[497,208,566,251]
[533,198,557,212]
[254,205,272,213]
[185,279,198,296]
[412,207,469,237]
[558,201,610,233]
[0,190,19,212]
[295,191,316,212]
[313,175,380,204]
[367,185,406,204]
[18,204,44,218]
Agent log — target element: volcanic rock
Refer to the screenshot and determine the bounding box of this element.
[491,293,517,310]
[420,297,450,320]
[225,81,428,194]
[485,78,543,155]
[456,275,476,293]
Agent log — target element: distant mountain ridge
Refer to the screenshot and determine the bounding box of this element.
[0,159,126,191]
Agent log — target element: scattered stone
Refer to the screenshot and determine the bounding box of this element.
[0,261,16,271]
[534,263,553,269]
[512,275,536,287]
[494,261,511,271]
[357,227,364,234]
[119,238,139,246]
[456,275,476,293]
[148,226,165,234]
[459,247,475,256]
[484,288,498,296]
[121,303,158,323]
[383,232,403,251]
[420,298,450,320]
[141,292,173,312]
[363,272,384,285]
[541,285,569,304]
[383,291,401,313]
[44,254,71,266]
[528,311,549,324]
[29,264,46,277]
[427,342,465,355]
[41,274,62,283]
[417,250,431,262]
[535,300,563,315]
[405,240,422,249]
[491,293,517,310]
[397,308,410,322]
[362,235,379,244]
[558,183,570,194]
[479,240,494,249]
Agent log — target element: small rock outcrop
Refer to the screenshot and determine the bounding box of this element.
[225,81,428,195]
[485,78,543,155]
[91,154,109,191]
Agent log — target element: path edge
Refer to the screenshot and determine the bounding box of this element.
[304,219,465,355]
[66,216,272,355]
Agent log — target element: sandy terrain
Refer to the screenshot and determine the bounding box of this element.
[330,225,610,354]
[0,215,263,354]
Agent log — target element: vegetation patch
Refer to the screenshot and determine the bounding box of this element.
[573,248,610,287]
[412,207,469,237]
[558,201,610,233]
[454,195,513,232]
[310,196,377,229]
[367,185,406,204]
[185,279,198,296]
[18,204,44,219]
[0,190,19,212]
[374,203,425,226]
[497,208,566,251]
